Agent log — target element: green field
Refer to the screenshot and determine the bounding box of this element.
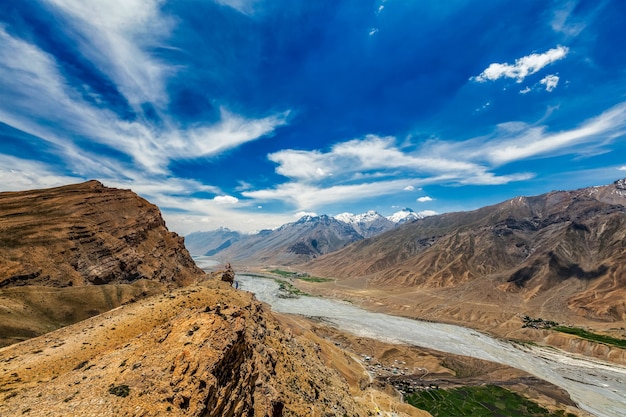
[406,385,576,417]
[273,279,309,297]
[554,326,626,349]
[269,269,332,282]
[270,269,295,277]
[296,276,333,282]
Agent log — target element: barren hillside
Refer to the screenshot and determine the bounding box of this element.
[303,179,626,325]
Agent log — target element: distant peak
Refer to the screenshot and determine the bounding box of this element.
[294,214,328,224]
[334,211,384,224]
[387,208,421,224]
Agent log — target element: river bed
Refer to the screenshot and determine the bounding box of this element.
[237,274,626,417]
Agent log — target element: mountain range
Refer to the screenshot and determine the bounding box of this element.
[185,208,425,263]
[304,178,626,323]
[0,180,604,416]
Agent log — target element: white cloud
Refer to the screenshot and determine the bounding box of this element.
[213,0,261,15]
[417,210,438,217]
[0,155,82,191]
[540,74,560,92]
[173,109,289,161]
[417,196,433,202]
[165,208,293,235]
[369,28,379,36]
[0,26,287,176]
[243,178,429,211]
[43,0,174,108]
[551,1,587,37]
[459,172,534,185]
[295,211,317,219]
[255,133,550,211]
[485,102,626,165]
[618,166,626,171]
[213,195,239,204]
[472,46,569,83]
[519,86,532,94]
[142,100,626,232]
[270,135,486,184]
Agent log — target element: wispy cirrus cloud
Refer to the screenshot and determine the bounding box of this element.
[243,178,431,211]
[248,101,626,212]
[43,0,174,108]
[472,46,569,83]
[0,13,287,176]
[0,154,81,191]
[248,135,532,210]
[213,0,262,15]
[420,101,626,168]
[483,102,626,165]
[0,4,288,233]
[551,0,589,37]
[269,135,487,185]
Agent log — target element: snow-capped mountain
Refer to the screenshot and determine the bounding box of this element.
[334,210,395,238]
[387,208,423,224]
[334,210,380,224]
[185,208,428,263]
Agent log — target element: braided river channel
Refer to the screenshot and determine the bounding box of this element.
[236,274,626,417]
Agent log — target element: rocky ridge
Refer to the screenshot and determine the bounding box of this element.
[0,180,204,346]
[0,180,202,287]
[0,281,370,416]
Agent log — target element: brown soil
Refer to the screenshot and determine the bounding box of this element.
[0,280,371,416]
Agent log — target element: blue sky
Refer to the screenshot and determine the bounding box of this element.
[1,0,625,234]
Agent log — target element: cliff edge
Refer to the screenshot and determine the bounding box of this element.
[0,180,203,287]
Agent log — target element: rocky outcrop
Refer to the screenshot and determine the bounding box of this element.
[0,180,203,288]
[0,282,369,416]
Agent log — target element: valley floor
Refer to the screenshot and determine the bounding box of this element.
[277,272,626,366]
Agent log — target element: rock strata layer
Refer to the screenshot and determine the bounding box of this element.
[0,180,203,288]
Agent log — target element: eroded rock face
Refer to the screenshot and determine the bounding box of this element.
[0,283,368,416]
[0,180,203,288]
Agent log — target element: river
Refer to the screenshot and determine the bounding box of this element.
[237,274,626,417]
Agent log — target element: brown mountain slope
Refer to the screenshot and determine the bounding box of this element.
[0,180,202,287]
[0,180,205,346]
[0,281,371,417]
[305,179,626,322]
